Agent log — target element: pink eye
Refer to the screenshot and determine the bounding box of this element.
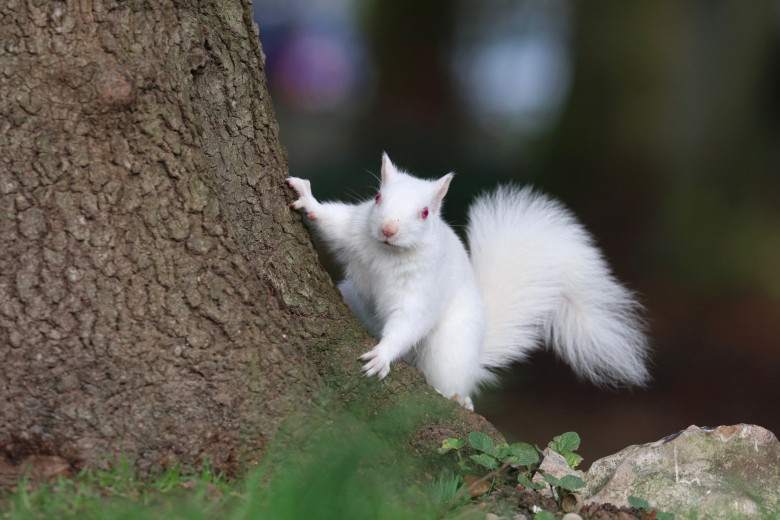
[375,193,381,204]
[420,206,429,219]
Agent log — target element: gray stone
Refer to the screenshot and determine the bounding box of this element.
[582,424,780,519]
[532,447,585,498]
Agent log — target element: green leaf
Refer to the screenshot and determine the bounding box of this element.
[534,511,557,520]
[468,432,495,455]
[656,512,676,520]
[628,496,650,509]
[457,460,472,473]
[508,443,539,467]
[549,432,581,454]
[563,452,584,469]
[540,472,584,491]
[438,437,466,454]
[558,475,584,491]
[507,452,539,468]
[493,443,511,460]
[509,442,536,457]
[540,472,562,487]
[517,473,545,490]
[470,453,499,470]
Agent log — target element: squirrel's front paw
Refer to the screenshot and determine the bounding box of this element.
[286,177,317,217]
[359,348,391,380]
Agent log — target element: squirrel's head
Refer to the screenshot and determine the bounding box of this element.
[368,152,453,250]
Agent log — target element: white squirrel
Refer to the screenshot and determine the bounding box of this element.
[287,153,649,410]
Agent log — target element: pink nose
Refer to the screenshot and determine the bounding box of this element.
[381,221,399,238]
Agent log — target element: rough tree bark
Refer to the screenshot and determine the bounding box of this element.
[0,1,495,477]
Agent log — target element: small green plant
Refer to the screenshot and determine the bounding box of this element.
[548,431,584,470]
[437,437,469,472]
[431,470,468,506]
[438,431,540,502]
[438,430,584,504]
[628,496,676,520]
[538,471,584,508]
[538,431,585,508]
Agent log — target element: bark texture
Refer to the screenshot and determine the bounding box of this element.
[0,0,498,476]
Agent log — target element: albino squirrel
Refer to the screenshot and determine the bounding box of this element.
[287,153,649,410]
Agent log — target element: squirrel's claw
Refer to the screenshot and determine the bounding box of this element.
[286,177,311,197]
[286,177,318,218]
[360,350,391,380]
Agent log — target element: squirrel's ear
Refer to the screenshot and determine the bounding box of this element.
[432,172,454,212]
[381,152,396,184]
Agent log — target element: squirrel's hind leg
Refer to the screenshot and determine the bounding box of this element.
[415,306,486,412]
[447,392,474,411]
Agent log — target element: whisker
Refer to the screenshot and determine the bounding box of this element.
[344,188,365,203]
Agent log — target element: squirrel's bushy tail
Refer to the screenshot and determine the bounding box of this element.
[466,186,650,387]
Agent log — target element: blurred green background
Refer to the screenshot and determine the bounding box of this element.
[252,0,780,464]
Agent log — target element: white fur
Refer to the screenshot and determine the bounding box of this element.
[286,154,649,410]
[467,186,649,387]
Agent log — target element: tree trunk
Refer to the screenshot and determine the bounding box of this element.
[0,0,495,477]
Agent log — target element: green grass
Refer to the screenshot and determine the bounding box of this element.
[1,398,464,520]
[2,460,233,520]
[430,470,468,506]
[2,448,447,520]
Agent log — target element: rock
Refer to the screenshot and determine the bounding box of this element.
[532,447,585,498]
[561,514,583,520]
[583,424,780,519]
